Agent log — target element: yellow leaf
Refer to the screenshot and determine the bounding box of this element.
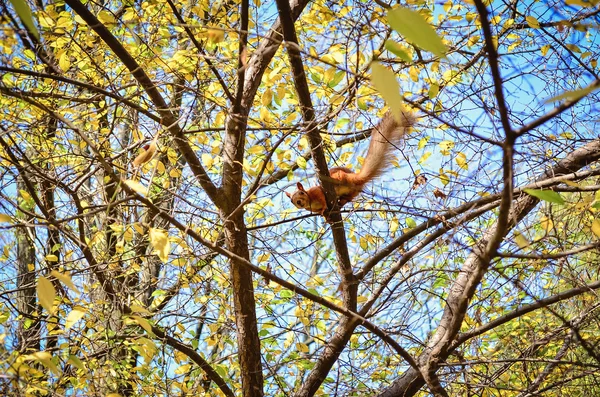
[130,315,155,336]
[0,213,12,223]
[130,304,151,315]
[439,169,450,186]
[418,151,431,164]
[97,10,116,25]
[296,342,309,353]
[296,157,307,169]
[124,179,148,195]
[248,145,264,155]
[261,89,273,106]
[439,140,454,155]
[390,217,399,234]
[174,363,192,375]
[387,7,447,57]
[65,307,86,329]
[38,12,55,28]
[59,52,70,71]
[149,228,170,263]
[207,27,224,43]
[256,253,271,263]
[514,231,530,249]
[456,152,468,170]
[201,153,214,169]
[541,44,550,56]
[50,270,79,293]
[370,62,405,123]
[592,219,600,238]
[526,16,540,29]
[540,217,553,232]
[27,351,60,375]
[37,276,56,313]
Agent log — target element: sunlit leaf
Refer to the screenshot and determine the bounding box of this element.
[65,307,86,330]
[525,16,540,28]
[384,40,412,62]
[565,0,595,5]
[207,27,224,43]
[124,179,148,195]
[174,363,192,375]
[97,10,116,25]
[513,231,530,249]
[387,7,447,57]
[296,342,309,353]
[27,351,60,375]
[523,189,565,204]
[456,152,468,170]
[545,83,600,103]
[37,276,56,313]
[370,62,404,122]
[0,214,12,223]
[130,315,155,336]
[149,228,170,263]
[592,219,600,238]
[50,270,80,293]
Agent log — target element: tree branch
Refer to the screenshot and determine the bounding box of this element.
[63,0,221,204]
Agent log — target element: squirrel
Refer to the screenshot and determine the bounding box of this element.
[286,108,414,216]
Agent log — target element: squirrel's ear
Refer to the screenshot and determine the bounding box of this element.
[285,192,292,198]
[297,182,305,191]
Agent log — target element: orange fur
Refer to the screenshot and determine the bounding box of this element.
[286,109,414,215]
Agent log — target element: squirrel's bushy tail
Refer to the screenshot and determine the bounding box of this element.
[351,108,414,186]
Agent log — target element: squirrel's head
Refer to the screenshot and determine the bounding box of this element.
[285,182,310,209]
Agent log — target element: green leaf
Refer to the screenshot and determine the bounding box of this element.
[328,71,345,88]
[523,189,565,204]
[9,0,39,39]
[428,83,439,99]
[545,83,600,103]
[387,7,447,58]
[384,40,412,62]
[370,62,404,122]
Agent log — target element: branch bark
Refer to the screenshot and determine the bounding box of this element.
[378,138,600,397]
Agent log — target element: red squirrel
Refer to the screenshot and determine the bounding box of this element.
[286,108,414,216]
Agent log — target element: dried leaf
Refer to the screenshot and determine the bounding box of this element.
[412,174,428,189]
[433,188,447,200]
